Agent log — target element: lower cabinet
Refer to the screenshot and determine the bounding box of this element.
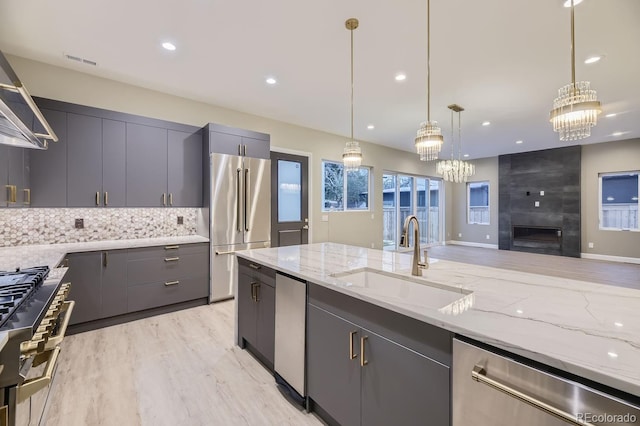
[237,258,276,369]
[66,250,127,325]
[66,242,208,326]
[308,284,452,426]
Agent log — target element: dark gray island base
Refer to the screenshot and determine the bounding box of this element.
[236,256,640,426]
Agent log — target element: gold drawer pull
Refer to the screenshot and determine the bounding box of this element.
[17,347,61,404]
[164,257,180,262]
[349,331,358,360]
[360,336,368,367]
[164,245,179,250]
[23,188,31,205]
[165,281,180,286]
[248,263,261,270]
[104,191,108,206]
[5,185,17,203]
[95,191,100,206]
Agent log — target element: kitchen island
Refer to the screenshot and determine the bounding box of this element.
[235,242,640,413]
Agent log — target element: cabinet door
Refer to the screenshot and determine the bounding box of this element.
[255,282,275,366]
[361,329,450,426]
[237,272,257,347]
[0,145,7,206]
[126,122,167,206]
[307,304,361,426]
[6,147,23,207]
[67,113,102,207]
[209,131,242,156]
[30,108,67,207]
[242,136,270,159]
[168,129,202,207]
[66,252,102,325]
[100,250,128,318]
[101,119,126,207]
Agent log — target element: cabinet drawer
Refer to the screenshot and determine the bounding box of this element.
[127,243,207,261]
[237,258,275,287]
[127,251,208,286]
[127,276,208,312]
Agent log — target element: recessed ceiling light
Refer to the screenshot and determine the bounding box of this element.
[612,132,624,136]
[162,42,176,51]
[482,121,491,126]
[265,77,277,85]
[605,113,617,118]
[367,124,375,130]
[515,140,523,144]
[584,55,601,64]
[563,0,583,7]
[607,351,618,358]
[395,73,407,81]
[614,322,623,327]
[516,309,523,314]
[463,154,469,158]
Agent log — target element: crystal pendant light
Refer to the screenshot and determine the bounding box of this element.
[437,104,475,183]
[550,0,601,141]
[342,18,363,171]
[415,0,443,161]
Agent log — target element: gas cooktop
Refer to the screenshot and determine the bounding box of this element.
[0,266,49,328]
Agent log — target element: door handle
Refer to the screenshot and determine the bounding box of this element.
[255,283,260,302]
[243,144,247,156]
[169,193,173,206]
[471,365,594,425]
[164,257,180,262]
[164,280,180,286]
[244,168,250,232]
[238,144,242,156]
[236,168,242,232]
[250,282,257,301]
[349,331,358,360]
[162,193,167,206]
[23,188,31,205]
[360,336,368,367]
[103,252,108,267]
[95,191,100,206]
[302,225,309,230]
[104,191,108,206]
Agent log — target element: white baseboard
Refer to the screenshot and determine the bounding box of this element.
[580,253,640,265]
[446,240,499,250]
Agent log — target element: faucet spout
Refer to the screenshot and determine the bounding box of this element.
[401,215,427,276]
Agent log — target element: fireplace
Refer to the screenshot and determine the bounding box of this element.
[512,226,562,254]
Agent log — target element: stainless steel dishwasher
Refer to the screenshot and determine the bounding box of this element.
[274,272,306,400]
[453,338,640,425]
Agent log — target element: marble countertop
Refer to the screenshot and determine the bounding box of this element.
[0,235,210,271]
[236,242,640,398]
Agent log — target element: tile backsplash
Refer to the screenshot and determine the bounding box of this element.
[0,208,198,247]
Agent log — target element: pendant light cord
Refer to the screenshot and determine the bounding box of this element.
[350,24,354,141]
[571,1,576,89]
[427,0,431,121]
[450,108,454,160]
[458,110,462,160]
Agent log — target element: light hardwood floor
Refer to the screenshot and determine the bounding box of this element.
[44,301,324,426]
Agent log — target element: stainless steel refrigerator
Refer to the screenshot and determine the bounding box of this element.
[209,153,271,301]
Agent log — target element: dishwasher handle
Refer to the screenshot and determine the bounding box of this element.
[471,365,595,426]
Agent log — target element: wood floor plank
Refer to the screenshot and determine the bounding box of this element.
[44,301,324,426]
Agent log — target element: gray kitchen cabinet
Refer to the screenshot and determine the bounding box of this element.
[30,108,67,207]
[205,123,270,160]
[307,304,361,426]
[126,122,168,207]
[0,145,8,206]
[3,147,30,207]
[241,136,270,160]
[308,284,452,426]
[168,129,202,207]
[66,250,128,325]
[207,131,242,156]
[237,257,276,368]
[66,112,102,207]
[101,119,126,207]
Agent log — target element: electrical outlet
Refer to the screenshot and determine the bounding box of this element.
[588,242,594,248]
[177,216,184,225]
[458,233,462,238]
[540,190,545,196]
[321,215,328,222]
[486,234,490,240]
[371,213,374,220]
[74,218,84,229]
[534,201,540,207]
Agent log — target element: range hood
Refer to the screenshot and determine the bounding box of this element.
[0,51,57,149]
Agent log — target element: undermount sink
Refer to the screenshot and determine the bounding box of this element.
[330,268,474,315]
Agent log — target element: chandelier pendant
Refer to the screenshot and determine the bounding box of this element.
[437,104,475,183]
[342,18,363,171]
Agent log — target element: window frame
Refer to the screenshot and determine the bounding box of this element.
[321,160,371,212]
[598,171,639,231]
[467,180,490,225]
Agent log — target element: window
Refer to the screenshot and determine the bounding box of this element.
[383,172,443,250]
[467,181,490,225]
[599,172,639,230]
[322,161,370,211]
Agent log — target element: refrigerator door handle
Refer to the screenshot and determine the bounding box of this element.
[236,168,242,232]
[244,168,251,232]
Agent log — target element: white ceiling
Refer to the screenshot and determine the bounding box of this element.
[1,0,638,159]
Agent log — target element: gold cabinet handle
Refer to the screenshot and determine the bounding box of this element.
[250,282,258,301]
[164,245,179,250]
[23,188,31,205]
[95,191,100,206]
[169,193,173,206]
[360,336,368,367]
[248,263,261,270]
[103,252,108,267]
[162,193,167,206]
[349,331,358,360]
[164,280,180,286]
[164,257,179,262]
[255,283,260,302]
[5,185,17,203]
[104,191,108,206]
[17,346,61,404]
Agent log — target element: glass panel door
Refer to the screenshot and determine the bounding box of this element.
[398,176,414,248]
[278,159,302,222]
[416,177,428,246]
[383,174,397,250]
[428,179,442,244]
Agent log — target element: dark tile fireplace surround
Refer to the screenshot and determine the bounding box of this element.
[499,146,581,257]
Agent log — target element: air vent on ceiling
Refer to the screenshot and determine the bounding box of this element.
[64,53,97,66]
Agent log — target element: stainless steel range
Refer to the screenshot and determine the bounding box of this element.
[0,266,74,426]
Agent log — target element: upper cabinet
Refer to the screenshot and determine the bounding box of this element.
[25,98,203,208]
[204,123,270,159]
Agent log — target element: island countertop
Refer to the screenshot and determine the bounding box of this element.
[236,242,640,398]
